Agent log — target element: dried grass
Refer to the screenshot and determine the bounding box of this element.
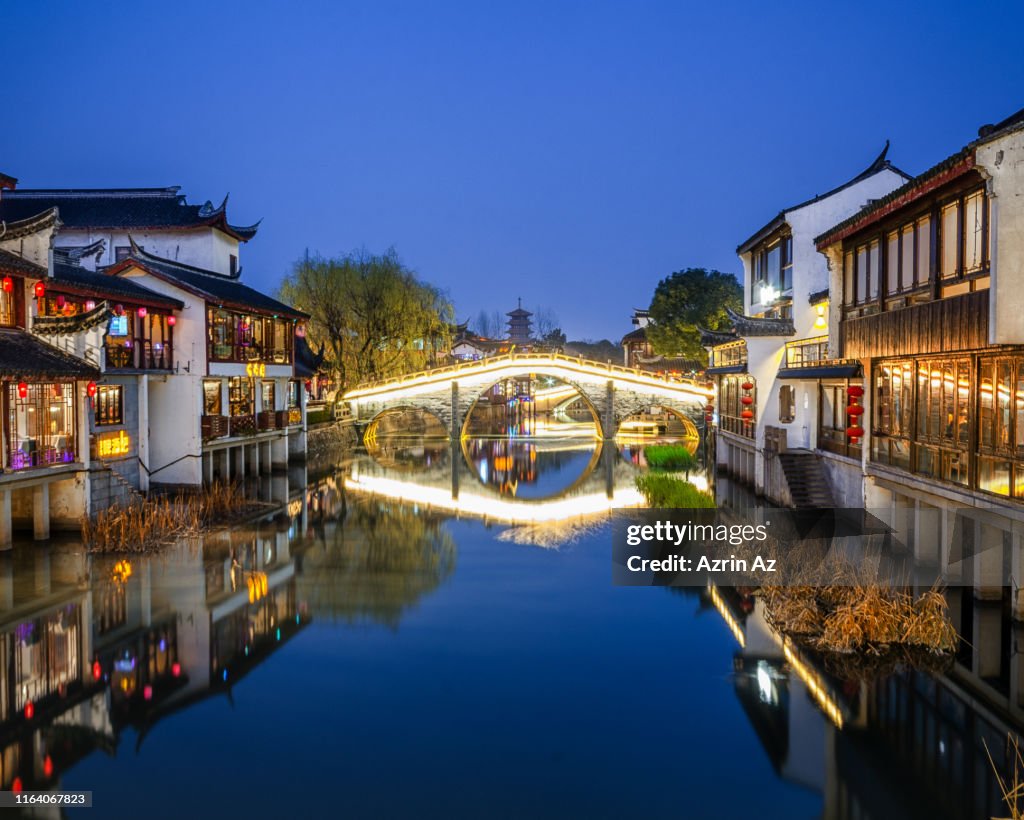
[985,733,1024,820]
[81,481,267,553]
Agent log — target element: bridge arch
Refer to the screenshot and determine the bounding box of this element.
[344,353,713,440]
[459,436,603,501]
[458,375,605,439]
[363,405,448,446]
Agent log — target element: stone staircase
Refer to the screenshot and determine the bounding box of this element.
[90,464,141,511]
[777,449,834,509]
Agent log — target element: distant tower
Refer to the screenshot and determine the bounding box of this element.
[506,298,533,343]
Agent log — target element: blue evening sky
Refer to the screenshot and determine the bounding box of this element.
[4,0,1023,340]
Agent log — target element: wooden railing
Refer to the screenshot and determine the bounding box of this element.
[840,290,989,359]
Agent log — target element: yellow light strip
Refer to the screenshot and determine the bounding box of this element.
[707,583,746,648]
[782,642,845,730]
[343,354,713,403]
[343,474,645,523]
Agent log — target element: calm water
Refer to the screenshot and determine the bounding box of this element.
[1,435,1020,818]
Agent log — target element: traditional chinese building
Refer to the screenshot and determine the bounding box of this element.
[506,300,533,344]
[815,105,1024,612]
[704,146,910,503]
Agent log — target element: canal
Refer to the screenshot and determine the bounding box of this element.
[0,434,1020,817]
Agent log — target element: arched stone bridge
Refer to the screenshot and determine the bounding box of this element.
[342,352,713,439]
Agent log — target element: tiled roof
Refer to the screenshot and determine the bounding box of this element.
[52,262,184,309]
[737,143,912,254]
[0,207,60,239]
[0,248,46,277]
[0,188,260,242]
[808,289,829,305]
[621,326,647,344]
[725,306,795,337]
[0,327,99,379]
[107,248,308,320]
[698,327,738,347]
[815,105,1024,249]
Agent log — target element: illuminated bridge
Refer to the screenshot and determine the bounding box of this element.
[343,352,713,439]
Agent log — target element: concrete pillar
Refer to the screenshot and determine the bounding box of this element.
[975,522,1005,601]
[271,473,289,505]
[220,447,231,481]
[451,381,459,440]
[450,438,460,501]
[261,440,273,474]
[0,555,12,607]
[601,380,615,440]
[0,489,11,550]
[234,446,246,478]
[248,442,260,475]
[33,483,50,541]
[602,441,615,499]
[271,434,288,470]
[974,603,1003,679]
[138,374,150,492]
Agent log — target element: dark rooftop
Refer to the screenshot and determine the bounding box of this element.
[736,143,912,254]
[52,262,184,309]
[0,327,99,379]
[107,248,307,320]
[815,104,1024,249]
[0,248,46,277]
[0,188,259,242]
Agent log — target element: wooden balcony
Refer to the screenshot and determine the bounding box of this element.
[257,411,278,431]
[840,290,989,359]
[201,415,229,440]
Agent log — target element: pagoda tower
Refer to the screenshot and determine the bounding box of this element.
[506,298,533,343]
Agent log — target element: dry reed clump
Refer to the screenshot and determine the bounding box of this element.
[762,582,958,656]
[81,481,263,553]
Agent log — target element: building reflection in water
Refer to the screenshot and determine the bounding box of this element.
[703,481,1024,819]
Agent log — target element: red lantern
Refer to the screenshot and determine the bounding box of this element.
[33,281,45,298]
[846,425,865,439]
[87,381,97,398]
[741,409,754,420]
[43,755,54,778]
[114,304,124,316]
[846,404,865,416]
[167,315,177,326]
[17,382,27,399]
[144,685,153,701]
[24,701,34,720]
[741,395,754,405]
[172,662,181,677]
[85,299,96,311]
[2,276,12,292]
[92,659,102,681]
[56,294,66,308]
[741,381,754,391]
[137,306,147,318]
[847,385,865,398]
[12,777,22,794]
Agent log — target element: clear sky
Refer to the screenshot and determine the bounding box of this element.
[4,0,1024,341]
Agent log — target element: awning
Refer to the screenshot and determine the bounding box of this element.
[706,364,748,375]
[778,363,861,380]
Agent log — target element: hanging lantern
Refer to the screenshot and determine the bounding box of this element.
[85,299,96,311]
[172,662,182,677]
[56,294,66,308]
[741,395,754,406]
[2,276,12,292]
[847,385,865,398]
[24,701,34,720]
[92,659,102,681]
[741,381,754,391]
[17,382,27,399]
[137,306,147,318]
[11,778,22,794]
[167,315,177,326]
[846,404,865,417]
[43,755,54,778]
[114,304,124,316]
[846,425,865,440]
[87,381,97,398]
[33,281,45,298]
[741,409,755,420]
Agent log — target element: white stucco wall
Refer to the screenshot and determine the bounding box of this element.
[53,227,241,275]
[976,127,1024,346]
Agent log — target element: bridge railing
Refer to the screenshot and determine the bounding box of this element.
[343,351,710,397]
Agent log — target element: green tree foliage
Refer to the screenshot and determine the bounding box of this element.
[279,249,454,389]
[646,268,742,362]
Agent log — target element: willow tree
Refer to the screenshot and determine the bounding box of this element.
[279,249,454,389]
